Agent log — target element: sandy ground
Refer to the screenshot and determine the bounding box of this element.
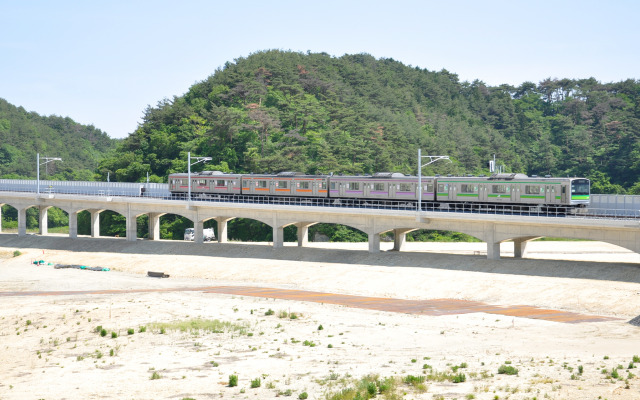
[1,233,640,400]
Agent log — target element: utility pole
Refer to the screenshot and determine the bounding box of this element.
[187,152,211,200]
[37,153,62,195]
[418,149,451,211]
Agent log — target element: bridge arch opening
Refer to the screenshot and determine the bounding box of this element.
[0,204,18,233]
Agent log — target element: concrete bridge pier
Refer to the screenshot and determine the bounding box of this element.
[18,207,27,236]
[90,210,101,237]
[194,220,204,243]
[148,213,163,240]
[295,222,316,247]
[216,217,233,243]
[368,232,381,253]
[39,206,49,235]
[0,204,3,233]
[68,211,78,239]
[272,224,284,249]
[393,228,416,251]
[126,214,137,241]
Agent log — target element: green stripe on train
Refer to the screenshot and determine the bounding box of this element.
[571,195,590,200]
[456,193,479,197]
[488,194,509,198]
[520,195,545,199]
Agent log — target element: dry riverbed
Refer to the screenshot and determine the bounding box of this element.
[1,234,640,399]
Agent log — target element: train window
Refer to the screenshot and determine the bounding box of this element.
[399,184,412,192]
[348,182,360,190]
[278,181,288,189]
[373,183,384,191]
[437,184,449,192]
[525,185,543,194]
[300,181,310,189]
[182,179,188,186]
[242,180,249,188]
[320,181,327,189]
[426,184,434,192]
[198,179,207,186]
[460,184,477,193]
[216,180,225,186]
[257,181,267,188]
[330,182,336,190]
[492,185,507,194]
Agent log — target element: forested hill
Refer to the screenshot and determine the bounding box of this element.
[0,98,117,180]
[101,50,640,193]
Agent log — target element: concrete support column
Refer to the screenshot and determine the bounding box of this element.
[194,220,204,244]
[483,222,501,260]
[0,205,3,233]
[393,228,415,251]
[513,239,529,258]
[39,206,48,235]
[126,208,137,242]
[487,242,501,260]
[90,210,101,237]
[295,222,316,247]
[18,208,27,236]
[368,232,381,253]
[69,212,78,239]
[215,217,233,243]
[272,226,284,249]
[148,213,161,240]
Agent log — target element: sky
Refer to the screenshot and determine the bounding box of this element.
[1,0,638,139]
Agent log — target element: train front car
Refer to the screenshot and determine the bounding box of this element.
[569,178,590,210]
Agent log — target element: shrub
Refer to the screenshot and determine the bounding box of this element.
[404,375,425,386]
[100,329,107,337]
[127,328,134,335]
[634,355,640,363]
[265,309,275,316]
[95,326,102,333]
[13,250,22,257]
[498,365,518,375]
[318,324,324,330]
[298,392,308,399]
[150,371,161,380]
[111,331,118,338]
[453,373,466,383]
[250,377,261,388]
[229,374,238,387]
[139,326,146,333]
[578,365,584,374]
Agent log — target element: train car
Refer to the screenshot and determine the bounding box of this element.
[241,172,329,198]
[434,173,590,211]
[168,171,242,198]
[328,173,436,202]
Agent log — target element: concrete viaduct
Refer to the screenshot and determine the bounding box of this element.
[1,191,639,260]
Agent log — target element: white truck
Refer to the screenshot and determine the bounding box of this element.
[183,228,215,242]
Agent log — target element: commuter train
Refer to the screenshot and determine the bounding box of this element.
[168,171,591,212]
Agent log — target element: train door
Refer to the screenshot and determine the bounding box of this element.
[478,183,488,202]
[448,183,456,200]
[561,185,567,203]
[545,185,553,204]
[510,184,518,202]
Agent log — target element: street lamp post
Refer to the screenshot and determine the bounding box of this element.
[417,149,451,211]
[187,152,212,200]
[37,153,62,195]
